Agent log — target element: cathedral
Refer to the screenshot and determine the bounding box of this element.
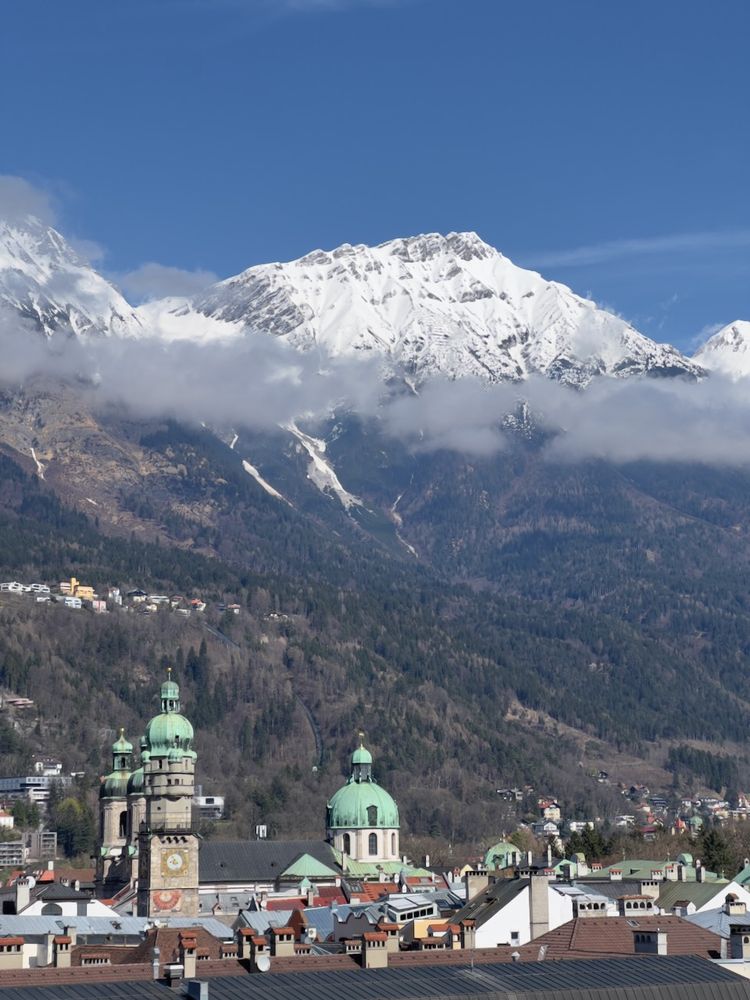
[97,670,199,917]
[97,675,402,915]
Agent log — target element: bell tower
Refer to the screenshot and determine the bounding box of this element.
[137,670,199,917]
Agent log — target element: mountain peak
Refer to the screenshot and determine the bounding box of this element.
[184,232,701,387]
[381,231,495,263]
[694,320,750,377]
[0,215,141,339]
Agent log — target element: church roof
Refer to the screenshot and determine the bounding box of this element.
[199,840,340,883]
[327,739,399,831]
[327,780,399,830]
[281,853,340,880]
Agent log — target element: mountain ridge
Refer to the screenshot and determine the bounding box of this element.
[0,216,717,388]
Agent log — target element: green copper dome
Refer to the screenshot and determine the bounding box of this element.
[143,671,196,760]
[100,771,130,799]
[101,727,133,798]
[352,745,372,766]
[326,739,399,830]
[112,730,133,754]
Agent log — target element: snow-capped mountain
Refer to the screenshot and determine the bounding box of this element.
[152,231,703,387]
[0,216,142,338]
[693,321,750,378]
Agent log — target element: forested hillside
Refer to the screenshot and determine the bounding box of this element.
[2,405,750,852]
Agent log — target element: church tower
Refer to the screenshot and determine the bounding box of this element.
[136,670,199,917]
[97,729,133,889]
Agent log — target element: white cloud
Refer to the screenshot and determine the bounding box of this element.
[0,176,58,226]
[526,230,750,269]
[116,262,219,302]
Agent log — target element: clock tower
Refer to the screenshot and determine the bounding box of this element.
[137,670,199,917]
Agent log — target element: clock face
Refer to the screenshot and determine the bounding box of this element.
[160,848,188,877]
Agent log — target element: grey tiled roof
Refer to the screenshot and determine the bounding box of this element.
[200,840,340,883]
[0,955,747,999]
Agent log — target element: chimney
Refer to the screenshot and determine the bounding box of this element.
[460,919,476,950]
[179,933,197,980]
[152,946,161,980]
[163,963,184,989]
[236,929,252,961]
[609,869,623,882]
[378,922,400,954]
[0,937,24,971]
[53,935,72,969]
[63,925,77,948]
[639,880,661,901]
[250,935,268,970]
[270,927,295,958]
[15,877,31,913]
[423,854,430,868]
[529,872,551,940]
[463,871,491,901]
[362,932,389,969]
[633,929,668,956]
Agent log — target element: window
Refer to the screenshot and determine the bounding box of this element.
[368,832,378,856]
[391,832,396,855]
[367,805,378,825]
[343,833,351,854]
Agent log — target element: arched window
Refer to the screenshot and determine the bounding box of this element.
[391,832,396,855]
[367,805,378,825]
[119,810,127,838]
[368,832,378,856]
[343,833,351,855]
[41,903,63,916]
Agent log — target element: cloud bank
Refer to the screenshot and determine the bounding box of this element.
[2,305,750,467]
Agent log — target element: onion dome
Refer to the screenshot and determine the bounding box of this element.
[143,670,196,760]
[326,738,399,831]
[100,728,133,799]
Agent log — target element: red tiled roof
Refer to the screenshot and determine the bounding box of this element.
[267,898,306,911]
[514,916,721,960]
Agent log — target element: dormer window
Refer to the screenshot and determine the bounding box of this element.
[367,805,378,825]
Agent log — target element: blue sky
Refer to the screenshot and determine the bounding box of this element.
[2,0,748,349]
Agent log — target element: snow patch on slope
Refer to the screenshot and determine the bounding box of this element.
[241,459,291,505]
[286,424,362,509]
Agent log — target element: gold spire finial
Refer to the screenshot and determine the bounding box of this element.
[119,727,125,739]
[358,730,365,747]
[167,666,172,679]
